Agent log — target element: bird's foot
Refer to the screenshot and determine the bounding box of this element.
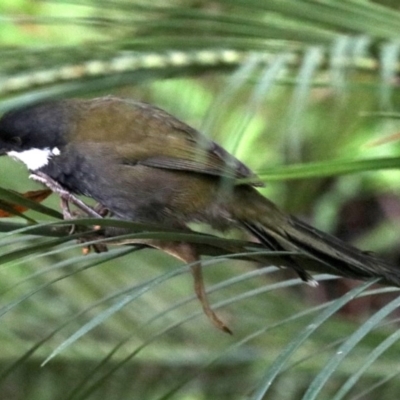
[78,227,108,254]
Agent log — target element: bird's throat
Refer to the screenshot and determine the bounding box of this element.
[7,147,60,171]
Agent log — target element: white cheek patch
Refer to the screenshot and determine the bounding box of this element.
[7,147,61,171]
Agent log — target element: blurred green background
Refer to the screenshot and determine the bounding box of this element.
[2,1,400,399]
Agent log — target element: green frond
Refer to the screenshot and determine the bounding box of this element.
[2,1,400,399]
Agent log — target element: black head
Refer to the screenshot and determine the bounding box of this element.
[0,101,70,154]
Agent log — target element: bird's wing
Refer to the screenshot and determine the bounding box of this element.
[115,101,264,187]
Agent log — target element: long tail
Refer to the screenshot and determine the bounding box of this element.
[232,187,400,287]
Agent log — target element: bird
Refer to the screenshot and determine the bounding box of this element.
[0,95,399,333]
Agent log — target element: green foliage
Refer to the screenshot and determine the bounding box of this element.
[2,1,400,399]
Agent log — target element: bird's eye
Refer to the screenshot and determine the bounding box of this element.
[9,136,22,146]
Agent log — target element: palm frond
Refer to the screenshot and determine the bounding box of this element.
[2,1,400,399]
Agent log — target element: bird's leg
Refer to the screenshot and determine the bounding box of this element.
[60,197,74,220]
[59,197,77,235]
[30,171,107,253]
[139,240,232,334]
[30,171,102,218]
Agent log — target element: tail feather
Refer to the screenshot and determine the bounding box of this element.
[240,215,400,287]
[241,220,313,282]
